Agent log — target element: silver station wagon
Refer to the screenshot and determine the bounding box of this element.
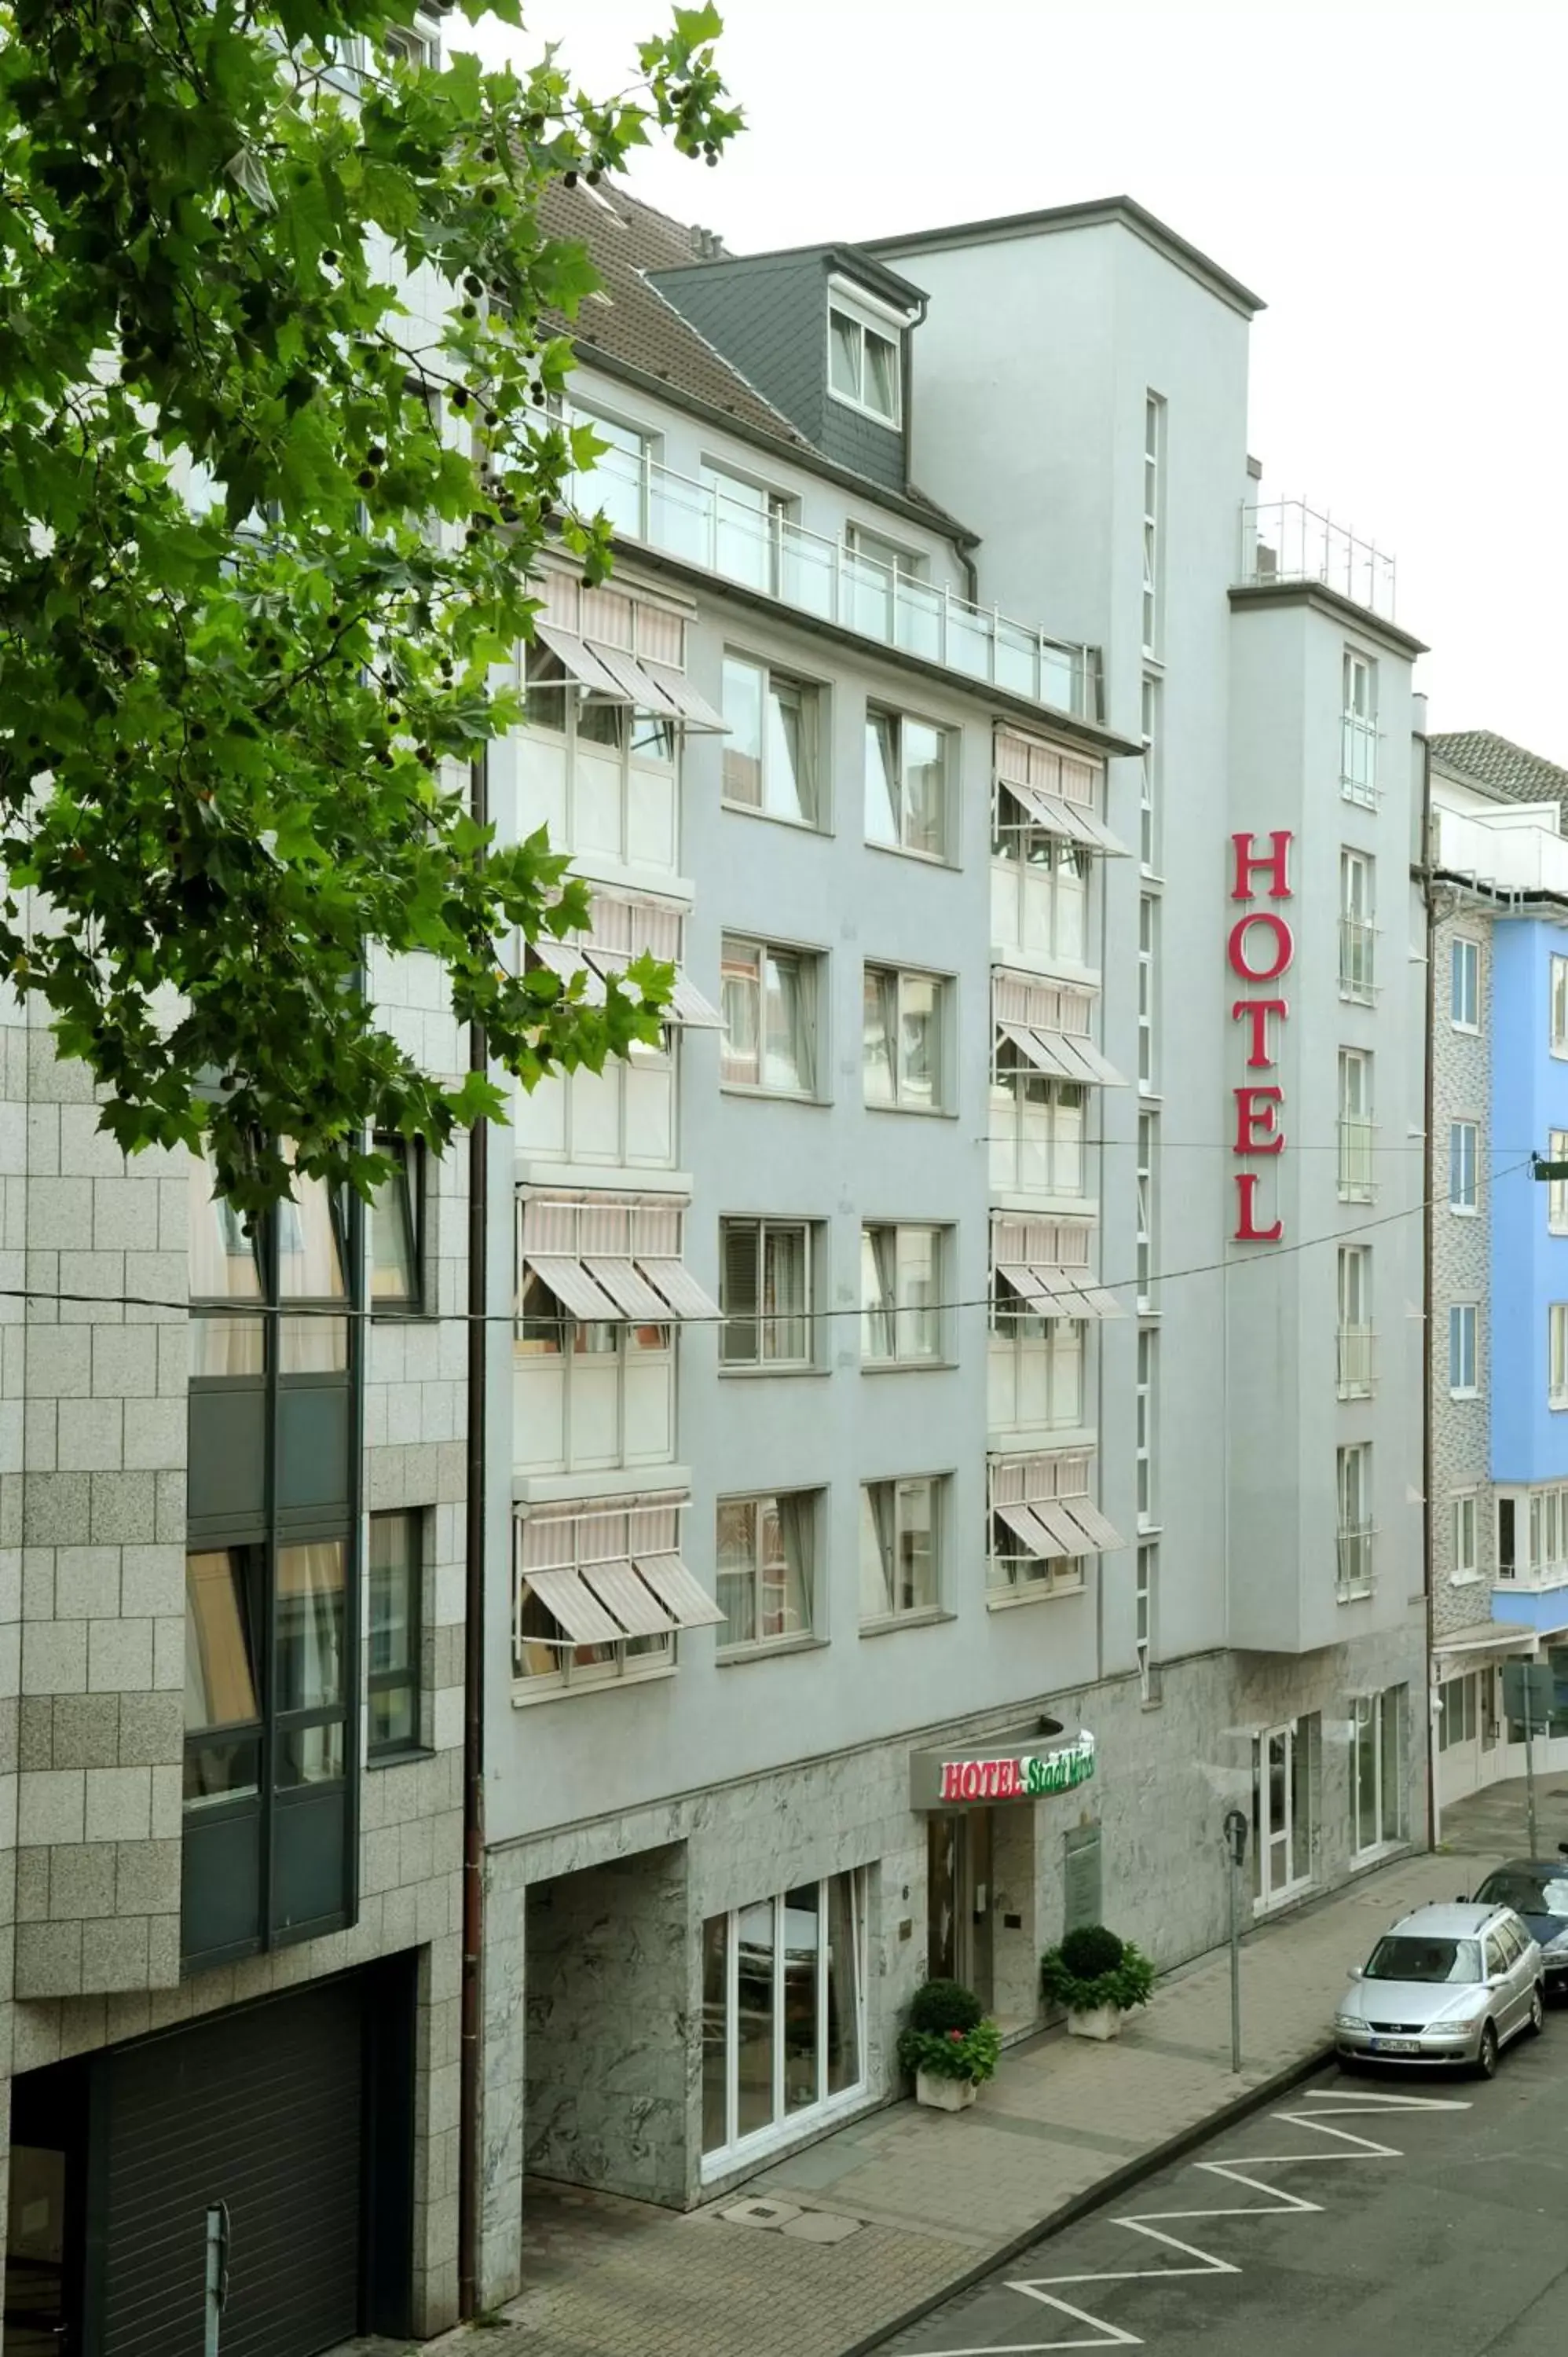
[1334,1901,1545,2077]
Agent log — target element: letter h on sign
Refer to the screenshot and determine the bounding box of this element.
[1228,831,1295,1244]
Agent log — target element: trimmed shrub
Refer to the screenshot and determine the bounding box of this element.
[1060,1925,1125,1979]
[907,1978,984,2036]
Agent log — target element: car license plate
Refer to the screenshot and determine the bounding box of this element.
[1369,2036,1418,2054]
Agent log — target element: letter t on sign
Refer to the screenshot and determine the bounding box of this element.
[1231,998,1288,1069]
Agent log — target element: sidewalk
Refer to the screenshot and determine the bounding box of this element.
[419,1843,1502,2357]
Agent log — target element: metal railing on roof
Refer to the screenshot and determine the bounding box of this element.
[573,443,1105,724]
[1239,498,1397,620]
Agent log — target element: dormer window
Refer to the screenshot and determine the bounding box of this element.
[827,293,903,426]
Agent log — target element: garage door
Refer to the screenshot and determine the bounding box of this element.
[96,1976,364,2357]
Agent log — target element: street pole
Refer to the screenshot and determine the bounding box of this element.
[1525,1682,1540,1858]
[1223,1808,1247,2075]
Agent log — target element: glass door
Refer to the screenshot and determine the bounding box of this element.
[1256,1725,1292,1907]
[926,1815,969,1988]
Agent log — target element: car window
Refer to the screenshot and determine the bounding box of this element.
[1498,1921,1523,1965]
[1477,1869,1568,1916]
[1484,1933,1509,1978]
[1365,1934,1482,1983]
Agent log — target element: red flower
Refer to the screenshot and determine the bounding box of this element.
[947,2028,965,2042]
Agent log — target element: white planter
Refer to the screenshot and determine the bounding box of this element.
[915,2068,979,2110]
[1067,2003,1123,2042]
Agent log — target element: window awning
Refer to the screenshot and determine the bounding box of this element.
[533,624,728,733]
[1433,1621,1541,1657]
[1006,776,1129,857]
[528,942,722,1028]
[523,1248,721,1323]
[643,662,727,733]
[995,1495,1124,1559]
[998,1021,1127,1088]
[534,622,627,699]
[524,1551,724,1640]
[996,1263,1123,1321]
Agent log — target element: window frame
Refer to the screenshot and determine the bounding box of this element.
[718,1217,819,1373]
[1139,673,1160,874]
[1141,393,1164,658]
[859,1474,945,1627]
[714,1489,820,1657]
[1452,1492,1478,1583]
[1336,1440,1374,1601]
[987,1282,1085,1434]
[1136,1111,1156,1312]
[368,1134,425,1317]
[860,1222,947,1369]
[720,651,823,829]
[719,934,822,1100]
[1552,955,1568,1058]
[1337,1244,1372,1400]
[1135,1328,1156,1530]
[1338,847,1376,1003]
[1551,1303,1568,1409]
[366,1509,425,1761]
[989,785,1091,964]
[1338,1048,1375,1203]
[1138,896,1157,1093]
[862,962,949,1114]
[1448,1118,1479,1215]
[513,1269,675,1478]
[1450,936,1481,1032]
[863,705,953,863]
[989,1046,1088,1200]
[1448,1302,1478,1398]
[826,294,904,427]
[1549,1129,1568,1234]
[1341,648,1378,805]
[520,633,679,868]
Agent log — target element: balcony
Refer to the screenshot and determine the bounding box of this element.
[1338,917,1376,1004]
[1434,802,1568,897]
[572,443,1104,724]
[1336,1525,1376,1602]
[1337,1325,1375,1401]
[1238,498,1397,621]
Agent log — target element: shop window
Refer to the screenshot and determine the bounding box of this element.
[701,1871,868,2172]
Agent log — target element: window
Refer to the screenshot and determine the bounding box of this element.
[1438,1673,1477,1751]
[1497,1486,1568,1589]
[1136,1329,1156,1528]
[987,1455,1114,1601]
[514,1270,673,1477]
[1136,1113,1156,1311]
[720,1220,815,1369]
[716,1493,817,1651]
[863,965,945,1111]
[1549,1130,1568,1233]
[1139,675,1160,871]
[1337,1246,1372,1398]
[1138,896,1157,1091]
[185,1547,262,1809]
[859,1478,941,1622]
[1449,1303,1478,1398]
[990,789,1090,963]
[702,463,791,594]
[517,1024,676,1171]
[368,1512,422,1757]
[368,1137,422,1311]
[1136,1541,1158,1702]
[511,1497,713,1694]
[1498,1495,1516,1582]
[1448,1119,1478,1213]
[566,406,650,540]
[1453,1493,1478,1582]
[987,1284,1083,1433]
[1552,955,1568,1055]
[1350,1687,1405,1857]
[828,300,901,423]
[1552,1304,1568,1408]
[520,637,678,872]
[720,937,818,1095]
[1338,1050,1374,1201]
[1336,1442,1373,1600]
[1141,394,1163,655]
[721,654,819,825]
[1450,937,1480,1031]
[1339,849,1375,1003]
[865,709,950,859]
[1341,650,1377,804]
[990,1044,1086,1197]
[844,526,929,639]
[701,1871,866,2169]
[861,1224,943,1365]
[381,22,435,70]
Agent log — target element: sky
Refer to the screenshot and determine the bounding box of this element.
[467,0,1568,758]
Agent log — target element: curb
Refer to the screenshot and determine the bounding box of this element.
[838,2040,1335,2357]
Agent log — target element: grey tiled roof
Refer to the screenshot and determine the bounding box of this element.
[539,180,813,452]
[1430,730,1568,826]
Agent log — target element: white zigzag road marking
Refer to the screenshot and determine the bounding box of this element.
[910,2088,1472,2355]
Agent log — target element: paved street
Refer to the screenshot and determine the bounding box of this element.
[874,2034,1568,2356]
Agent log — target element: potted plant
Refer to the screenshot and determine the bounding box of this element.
[1039,1925,1155,2041]
[896,1978,1003,2110]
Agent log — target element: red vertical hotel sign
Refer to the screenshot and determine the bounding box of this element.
[1228,830,1294,1243]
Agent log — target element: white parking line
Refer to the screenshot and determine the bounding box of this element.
[908,2088,1472,2355]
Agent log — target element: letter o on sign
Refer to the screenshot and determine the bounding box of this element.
[1227,911,1294,983]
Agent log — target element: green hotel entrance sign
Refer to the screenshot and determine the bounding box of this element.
[910,1729,1096,1810]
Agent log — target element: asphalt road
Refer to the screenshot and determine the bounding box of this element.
[871,2030,1568,2357]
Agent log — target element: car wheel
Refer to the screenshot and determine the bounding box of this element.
[1527,1985,1545,2037]
[1475,2021,1499,2079]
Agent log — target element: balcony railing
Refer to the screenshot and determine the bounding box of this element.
[1336,1525,1376,1602]
[1337,1116,1376,1203]
[573,444,1104,723]
[1337,1325,1375,1401]
[1240,498,1397,620]
[1338,917,1376,1003]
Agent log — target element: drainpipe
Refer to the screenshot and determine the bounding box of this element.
[458,744,489,2319]
[1420,733,1438,1853]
